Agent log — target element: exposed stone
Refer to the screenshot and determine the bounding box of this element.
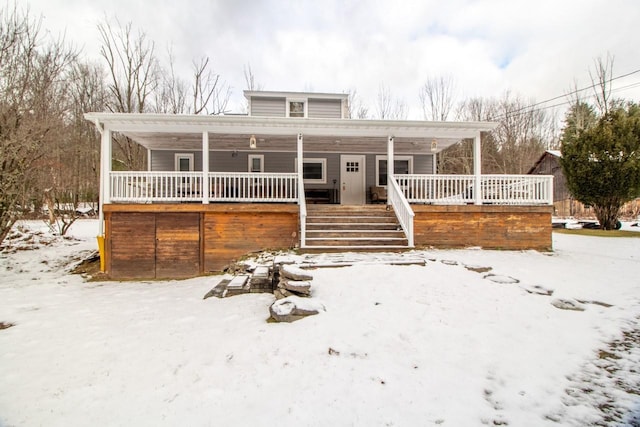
[279,279,311,296]
[465,264,492,273]
[203,278,231,299]
[551,298,585,311]
[441,259,458,266]
[484,274,519,284]
[269,296,325,323]
[273,288,295,300]
[280,264,313,281]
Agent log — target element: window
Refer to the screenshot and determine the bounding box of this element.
[248,154,264,173]
[175,153,194,171]
[287,99,306,118]
[295,158,326,184]
[376,156,412,186]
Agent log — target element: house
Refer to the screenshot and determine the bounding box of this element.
[86,90,554,279]
[529,149,639,218]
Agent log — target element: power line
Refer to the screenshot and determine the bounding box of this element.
[502,69,640,118]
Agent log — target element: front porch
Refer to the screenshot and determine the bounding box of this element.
[86,112,554,279]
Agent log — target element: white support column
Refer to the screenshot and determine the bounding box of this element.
[387,135,394,205]
[202,131,210,204]
[98,125,112,235]
[473,132,482,205]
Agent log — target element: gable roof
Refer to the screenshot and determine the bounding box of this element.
[528,150,562,174]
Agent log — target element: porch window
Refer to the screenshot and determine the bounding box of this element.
[376,155,412,186]
[175,153,194,171]
[287,99,306,118]
[248,154,264,173]
[295,158,326,184]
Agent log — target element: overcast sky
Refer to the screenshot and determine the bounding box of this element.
[25,0,640,119]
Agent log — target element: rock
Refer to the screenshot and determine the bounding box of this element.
[441,259,458,266]
[464,264,492,273]
[280,264,313,281]
[279,279,311,296]
[273,288,295,300]
[203,278,231,299]
[551,298,585,311]
[269,296,325,322]
[484,274,519,284]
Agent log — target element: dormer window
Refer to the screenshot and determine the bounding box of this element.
[287,99,306,118]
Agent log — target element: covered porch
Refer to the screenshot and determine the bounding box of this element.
[86,113,553,278]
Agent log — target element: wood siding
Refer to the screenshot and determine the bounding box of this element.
[308,98,342,118]
[412,205,552,251]
[104,204,298,279]
[250,97,286,117]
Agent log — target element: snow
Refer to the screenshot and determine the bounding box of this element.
[1,220,640,426]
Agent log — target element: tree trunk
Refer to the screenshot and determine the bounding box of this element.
[594,201,621,230]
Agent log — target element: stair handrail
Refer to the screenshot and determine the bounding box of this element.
[388,175,415,247]
[297,173,307,248]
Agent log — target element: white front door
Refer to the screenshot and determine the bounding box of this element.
[340,155,366,205]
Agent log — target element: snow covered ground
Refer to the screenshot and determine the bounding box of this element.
[1,220,639,426]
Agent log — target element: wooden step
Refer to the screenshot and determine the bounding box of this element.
[304,238,408,247]
[306,222,400,231]
[306,230,405,238]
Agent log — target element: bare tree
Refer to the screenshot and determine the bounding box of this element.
[590,53,614,115]
[243,62,262,92]
[98,17,159,170]
[0,2,76,243]
[155,47,188,114]
[192,56,230,115]
[375,83,407,120]
[419,75,456,121]
[345,88,369,119]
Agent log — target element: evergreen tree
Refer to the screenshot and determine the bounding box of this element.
[560,103,640,229]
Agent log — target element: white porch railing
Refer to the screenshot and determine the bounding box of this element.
[388,176,415,247]
[396,174,553,205]
[110,171,298,203]
[111,171,203,202]
[209,172,298,202]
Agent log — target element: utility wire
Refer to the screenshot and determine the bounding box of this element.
[490,68,640,121]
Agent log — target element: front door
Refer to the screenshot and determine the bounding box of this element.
[340,154,366,205]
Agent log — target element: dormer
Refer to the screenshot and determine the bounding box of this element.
[244,90,349,119]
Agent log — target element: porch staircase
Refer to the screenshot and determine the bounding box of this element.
[302,205,409,251]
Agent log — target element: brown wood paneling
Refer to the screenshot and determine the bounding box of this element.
[412,205,552,250]
[155,213,201,279]
[109,212,156,279]
[203,210,298,272]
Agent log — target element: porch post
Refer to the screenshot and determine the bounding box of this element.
[473,132,482,205]
[387,135,394,206]
[99,125,112,235]
[202,131,209,204]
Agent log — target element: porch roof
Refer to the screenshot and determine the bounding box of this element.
[84,112,498,153]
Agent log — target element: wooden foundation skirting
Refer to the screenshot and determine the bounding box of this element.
[412,204,553,251]
[103,203,299,280]
[103,203,552,279]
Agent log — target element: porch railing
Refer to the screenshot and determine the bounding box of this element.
[110,171,203,202]
[396,174,553,205]
[110,171,298,203]
[387,175,415,247]
[209,172,298,202]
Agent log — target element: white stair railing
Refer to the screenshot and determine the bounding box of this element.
[388,175,414,247]
[298,175,307,248]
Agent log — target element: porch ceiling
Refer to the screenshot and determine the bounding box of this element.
[85,112,498,154]
[119,132,464,154]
